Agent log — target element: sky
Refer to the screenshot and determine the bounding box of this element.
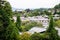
[8,0,60,9]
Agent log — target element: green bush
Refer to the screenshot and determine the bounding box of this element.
[20,32,30,40]
[21,21,43,32]
[30,33,49,40]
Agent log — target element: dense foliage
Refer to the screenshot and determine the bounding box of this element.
[21,21,43,31]
[54,3,60,9]
[0,0,20,40]
[16,13,21,31]
[0,0,60,40]
[20,32,30,40]
[55,20,60,28]
[46,15,60,40]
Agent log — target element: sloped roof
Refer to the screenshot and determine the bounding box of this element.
[28,27,46,34]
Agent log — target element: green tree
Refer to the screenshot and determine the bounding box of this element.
[42,10,51,16]
[54,3,60,9]
[46,15,59,40]
[21,21,43,32]
[20,32,30,40]
[30,32,50,40]
[5,21,20,40]
[0,0,20,40]
[16,13,21,31]
[54,3,60,18]
[30,33,41,40]
[36,22,43,27]
[55,20,60,28]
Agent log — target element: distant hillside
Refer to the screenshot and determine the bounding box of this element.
[12,7,52,12]
[12,7,17,11]
[54,3,60,9]
[12,7,24,11]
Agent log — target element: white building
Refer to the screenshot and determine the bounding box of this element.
[28,27,46,34]
[53,14,60,19]
[13,16,49,27]
[28,16,49,27]
[19,27,60,36]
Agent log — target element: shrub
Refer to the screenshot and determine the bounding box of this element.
[20,32,30,40]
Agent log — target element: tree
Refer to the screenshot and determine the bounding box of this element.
[54,3,60,18]
[0,0,20,40]
[20,32,30,40]
[46,15,59,40]
[30,33,41,40]
[36,22,43,27]
[30,32,50,40]
[21,21,43,32]
[54,3,60,9]
[5,21,20,40]
[55,20,60,28]
[43,11,51,16]
[25,9,31,12]
[16,13,21,31]
[32,10,40,16]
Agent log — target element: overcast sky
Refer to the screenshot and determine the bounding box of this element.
[8,0,60,9]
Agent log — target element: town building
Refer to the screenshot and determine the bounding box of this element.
[13,16,49,27]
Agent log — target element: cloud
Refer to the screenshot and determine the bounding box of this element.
[8,0,60,9]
